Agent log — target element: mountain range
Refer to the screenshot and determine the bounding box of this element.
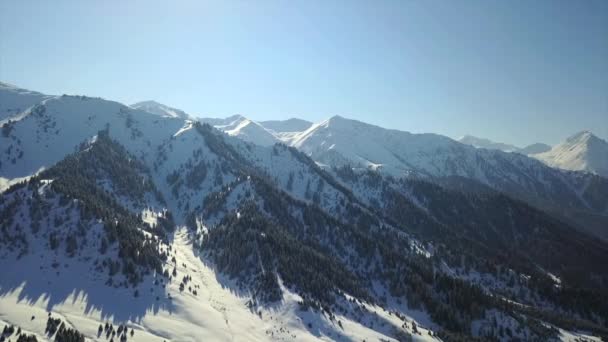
[1,82,607,342]
[195,107,608,239]
[194,106,606,180]
[457,135,552,155]
[457,133,608,179]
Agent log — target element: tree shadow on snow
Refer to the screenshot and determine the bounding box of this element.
[188,239,413,342]
[0,249,176,324]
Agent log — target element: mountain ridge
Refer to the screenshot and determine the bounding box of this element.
[1,82,608,341]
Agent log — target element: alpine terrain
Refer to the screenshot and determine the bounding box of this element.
[1,82,607,342]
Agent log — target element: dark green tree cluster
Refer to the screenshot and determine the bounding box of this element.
[16,333,39,342]
[24,131,170,283]
[1,120,14,137]
[334,166,608,331]
[45,315,84,342]
[1,324,38,342]
[185,160,208,190]
[202,201,369,307]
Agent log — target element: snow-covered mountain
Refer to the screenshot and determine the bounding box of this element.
[147,109,608,237]
[201,115,315,147]
[0,95,186,181]
[287,116,589,191]
[2,83,608,342]
[532,130,608,178]
[131,100,193,120]
[3,130,440,342]
[1,92,439,341]
[16,95,597,238]
[0,87,446,341]
[1,89,605,235]
[277,115,608,239]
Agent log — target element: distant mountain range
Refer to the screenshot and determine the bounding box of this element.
[1,82,607,342]
[126,101,608,180]
[458,132,608,179]
[125,101,608,238]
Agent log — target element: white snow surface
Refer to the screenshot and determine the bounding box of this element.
[0,82,52,123]
[1,84,606,342]
[0,223,437,342]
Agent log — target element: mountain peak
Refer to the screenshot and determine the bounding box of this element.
[324,115,362,128]
[199,114,279,146]
[0,81,19,89]
[567,130,595,143]
[563,130,607,151]
[225,114,247,122]
[532,130,608,177]
[328,114,347,122]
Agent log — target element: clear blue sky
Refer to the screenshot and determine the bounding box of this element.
[1,0,607,145]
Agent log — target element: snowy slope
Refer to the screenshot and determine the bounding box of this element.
[288,115,468,175]
[1,225,435,342]
[289,115,525,178]
[2,83,608,341]
[2,130,605,341]
[0,88,443,340]
[532,131,608,178]
[199,115,314,147]
[131,100,193,120]
[0,95,186,179]
[0,121,441,341]
[282,116,608,218]
[5,93,602,237]
[0,82,51,122]
[0,116,439,342]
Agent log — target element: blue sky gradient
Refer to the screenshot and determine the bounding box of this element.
[1,0,607,145]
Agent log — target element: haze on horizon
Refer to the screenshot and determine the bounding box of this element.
[1,0,607,146]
